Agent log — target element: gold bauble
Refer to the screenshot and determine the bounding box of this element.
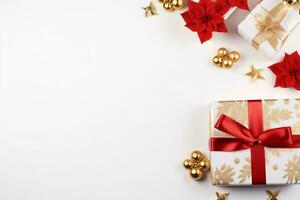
[282,0,298,6]
[190,168,203,180]
[191,150,204,161]
[212,55,223,67]
[170,0,184,9]
[199,159,210,171]
[163,2,175,11]
[158,0,169,3]
[183,159,192,169]
[217,48,228,57]
[222,57,234,68]
[228,51,240,62]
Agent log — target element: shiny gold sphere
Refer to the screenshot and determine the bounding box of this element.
[199,159,210,171]
[212,55,223,67]
[163,2,175,11]
[158,0,169,3]
[190,168,203,180]
[222,57,234,68]
[282,0,298,6]
[170,0,184,9]
[217,48,229,57]
[191,150,204,161]
[183,159,192,169]
[228,51,240,62]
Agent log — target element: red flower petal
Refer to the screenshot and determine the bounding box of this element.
[285,75,296,87]
[198,31,213,43]
[228,0,249,10]
[216,0,231,15]
[214,22,228,32]
[294,81,300,90]
[274,75,287,88]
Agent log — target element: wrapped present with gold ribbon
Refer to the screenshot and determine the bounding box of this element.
[238,0,300,59]
[210,99,300,186]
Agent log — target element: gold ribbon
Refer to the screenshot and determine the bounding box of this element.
[252,3,289,50]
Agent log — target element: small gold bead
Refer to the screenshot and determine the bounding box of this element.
[158,0,169,3]
[222,57,234,68]
[190,168,203,180]
[183,159,192,169]
[282,0,298,6]
[228,51,240,62]
[217,48,228,57]
[163,2,175,11]
[212,55,223,67]
[191,150,204,161]
[170,0,184,9]
[200,159,210,171]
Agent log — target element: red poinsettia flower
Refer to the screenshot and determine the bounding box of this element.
[181,0,228,43]
[269,51,300,90]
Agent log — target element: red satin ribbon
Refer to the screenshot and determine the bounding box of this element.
[210,100,300,185]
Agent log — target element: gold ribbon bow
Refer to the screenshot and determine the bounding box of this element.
[252,3,289,50]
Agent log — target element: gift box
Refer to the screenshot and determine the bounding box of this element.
[210,99,300,186]
[237,0,300,58]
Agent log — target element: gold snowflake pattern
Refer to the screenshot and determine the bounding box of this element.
[238,157,251,183]
[265,148,294,163]
[284,99,290,105]
[213,101,248,136]
[212,164,236,185]
[292,121,300,133]
[234,158,240,165]
[283,154,300,184]
[273,164,279,171]
[294,99,300,110]
[263,100,292,130]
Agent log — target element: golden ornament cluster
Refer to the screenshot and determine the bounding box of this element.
[183,150,210,180]
[282,0,299,6]
[158,0,185,12]
[212,48,240,68]
[214,190,280,200]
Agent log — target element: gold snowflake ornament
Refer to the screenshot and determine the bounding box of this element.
[266,189,280,200]
[142,1,158,17]
[216,192,229,200]
[283,154,300,183]
[212,164,235,185]
[183,150,210,180]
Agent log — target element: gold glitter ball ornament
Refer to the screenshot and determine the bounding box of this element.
[200,160,210,171]
[191,150,204,161]
[158,0,169,3]
[282,0,298,6]
[170,0,184,9]
[212,55,223,67]
[163,2,175,11]
[222,57,234,68]
[190,168,203,180]
[183,159,192,169]
[228,51,240,62]
[217,48,229,57]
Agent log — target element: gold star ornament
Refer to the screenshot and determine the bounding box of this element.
[142,2,158,17]
[216,192,229,200]
[246,65,265,80]
[266,189,280,200]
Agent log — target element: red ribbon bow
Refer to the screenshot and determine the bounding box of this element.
[210,100,300,185]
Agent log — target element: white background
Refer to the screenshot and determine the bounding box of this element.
[0,0,299,199]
